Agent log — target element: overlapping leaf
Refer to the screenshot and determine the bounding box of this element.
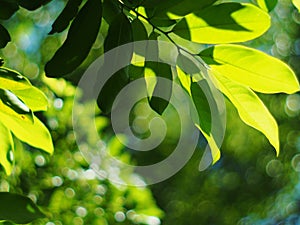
[257,0,278,12]
[172,3,270,44]
[200,44,300,94]
[213,74,279,155]
[45,0,102,77]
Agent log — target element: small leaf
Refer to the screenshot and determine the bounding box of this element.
[0,122,14,175]
[0,112,54,154]
[0,0,19,20]
[0,89,33,123]
[200,44,300,94]
[214,74,279,155]
[0,192,45,223]
[49,0,83,34]
[0,67,32,90]
[256,0,278,12]
[13,87,48,111]
[45,0,102,77]
[292,0,300,11]
[18,0,51,10]
[172,3,271,44]
[0,24,10,48]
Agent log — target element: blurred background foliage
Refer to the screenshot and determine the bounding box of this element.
[1,0,300,224]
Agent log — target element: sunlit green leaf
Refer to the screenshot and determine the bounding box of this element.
[0,192,45,223]
[0,89,33,123]
[45,0,102,77]
[0,24,10,48]
[256,0,278,12]
[13,87,48,111]
[49,0,83,34]
[0,0,19,20]
[0,112,54,154]
[200,44,300,94]
[0,122,14,175]
[172,3,270,44]
[176,66,191,95]
[0,67,31,90]
[292,0,300,11]
[214,74,279,155]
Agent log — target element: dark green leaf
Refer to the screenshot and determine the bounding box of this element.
[0,24,10,48]
[177,51,200,75]
[45,0,102,77]
[49,0,83,34]
[0,0,19,20]
[0,192,45,223]
[132,18,148,42]
[97,13,133,114]
[191,81,211,135]
[0,58,4,67]
[257,0,278,12]
[102,0,121,25]
[18,0,51,10]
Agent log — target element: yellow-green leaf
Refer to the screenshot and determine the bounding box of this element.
[214,74,279,155]
[13,87,48,111]
[0,122,14,175]
[200,44,300,94]
[0,67,31,90]
[256,0,277,12]
[0,89,33,123]
[292,0,300,11]
[172,3,270,44]
[0,112,54,154]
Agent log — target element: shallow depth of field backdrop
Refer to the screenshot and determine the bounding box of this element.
[1,0,300,224]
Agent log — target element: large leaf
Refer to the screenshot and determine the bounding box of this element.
[0,112,54,154]
[0,67,32,90]
[292,0,300,11]
[172,3,270,44]
[256,0,278,12]
[97,13,132,114]
[0,192,45,223]
[214,74,279,155]
[0,0,19,20]
[200,44,300,94]
[13,87,48,111]
[45,0,102,77]
[0,24,10,48]
[0,122,14,175]
[49,0,83,34]
[0,89,33,123]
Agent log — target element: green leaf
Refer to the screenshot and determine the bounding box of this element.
[293,0,300,11]
[200,44,300,94]
[0,58,3,66]
[0,112,54,154]
[0,122,14,175]
[45,0,102,77]
[12,86,48,111]
[18,0,51,10]
[0,67,32,91]
[0,89,33,123]
[214,74,279,155]
[97,13,132,114]
[191,82,211,135]
[172,3,270,44]
[49,0,83,34]
[256,0,278,12]
[0,192,45,223]
[0,0,19,20]
[0,24,10,48]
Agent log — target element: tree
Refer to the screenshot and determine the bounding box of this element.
[0,0,299,224]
